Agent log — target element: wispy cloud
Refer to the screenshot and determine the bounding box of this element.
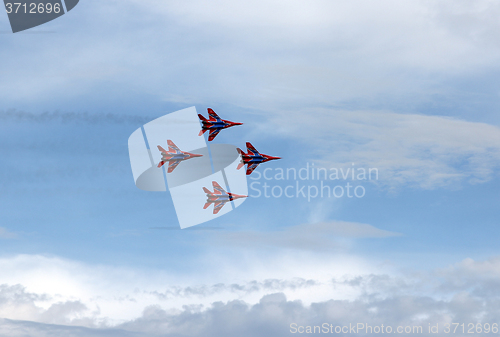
[1,1,500,109]
[269,109,500,189]
[219,221,400,250]
[149,278,318,301]
[0,228,17,239]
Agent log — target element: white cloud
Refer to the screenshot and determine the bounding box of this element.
[0,253,380,324]
[268,109,500,189]
[0,255,499,336]
[101,256,500,335]
[1,0,500,109]
[137,0,500,71]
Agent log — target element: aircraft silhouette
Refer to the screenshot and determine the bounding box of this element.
[198,108,243,141]
[237,142,281,175]
[203,181,247,214]
[157,140,202,173]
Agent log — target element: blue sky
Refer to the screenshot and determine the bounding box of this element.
[1,0,500,335]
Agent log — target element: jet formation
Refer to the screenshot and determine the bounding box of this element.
[159,108,281,214]
[157,140,202,173]
[197,108,281,175]
[203,181,247,214]
[198,108,243,141]
[237,142,281,175]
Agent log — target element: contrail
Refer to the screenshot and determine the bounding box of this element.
[149,226,224,231]
[0,109,154,125]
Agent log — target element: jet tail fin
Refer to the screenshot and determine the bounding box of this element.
[203,187,211,194]
[203,202,211,209]
[198,114,207,121]
[198,129,207,136]
[237,162,245,170]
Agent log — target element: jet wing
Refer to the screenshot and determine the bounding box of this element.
[212,181,226,195]
[246,142,259,155]
[167,159,182,173]
[213,201,226,214]
[208,128,221,141]
[167,140,181,153]
[246,163,259,175]
[207,108,222,122]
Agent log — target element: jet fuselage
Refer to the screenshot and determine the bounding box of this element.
[201,120,236,131]
[203,181,247,214]
[157,140,203,172]
[206,194,232,203]
[162,152,190,161]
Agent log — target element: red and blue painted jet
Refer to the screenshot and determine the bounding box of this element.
[203,181,247,214]
[157,140,203,173]
[237,142,281,175]
[198,108,243,141]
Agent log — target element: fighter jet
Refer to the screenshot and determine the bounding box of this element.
[157,140,203,173]
[203,181,247,214]
[198,108,243,141]
[237,142,281,175]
